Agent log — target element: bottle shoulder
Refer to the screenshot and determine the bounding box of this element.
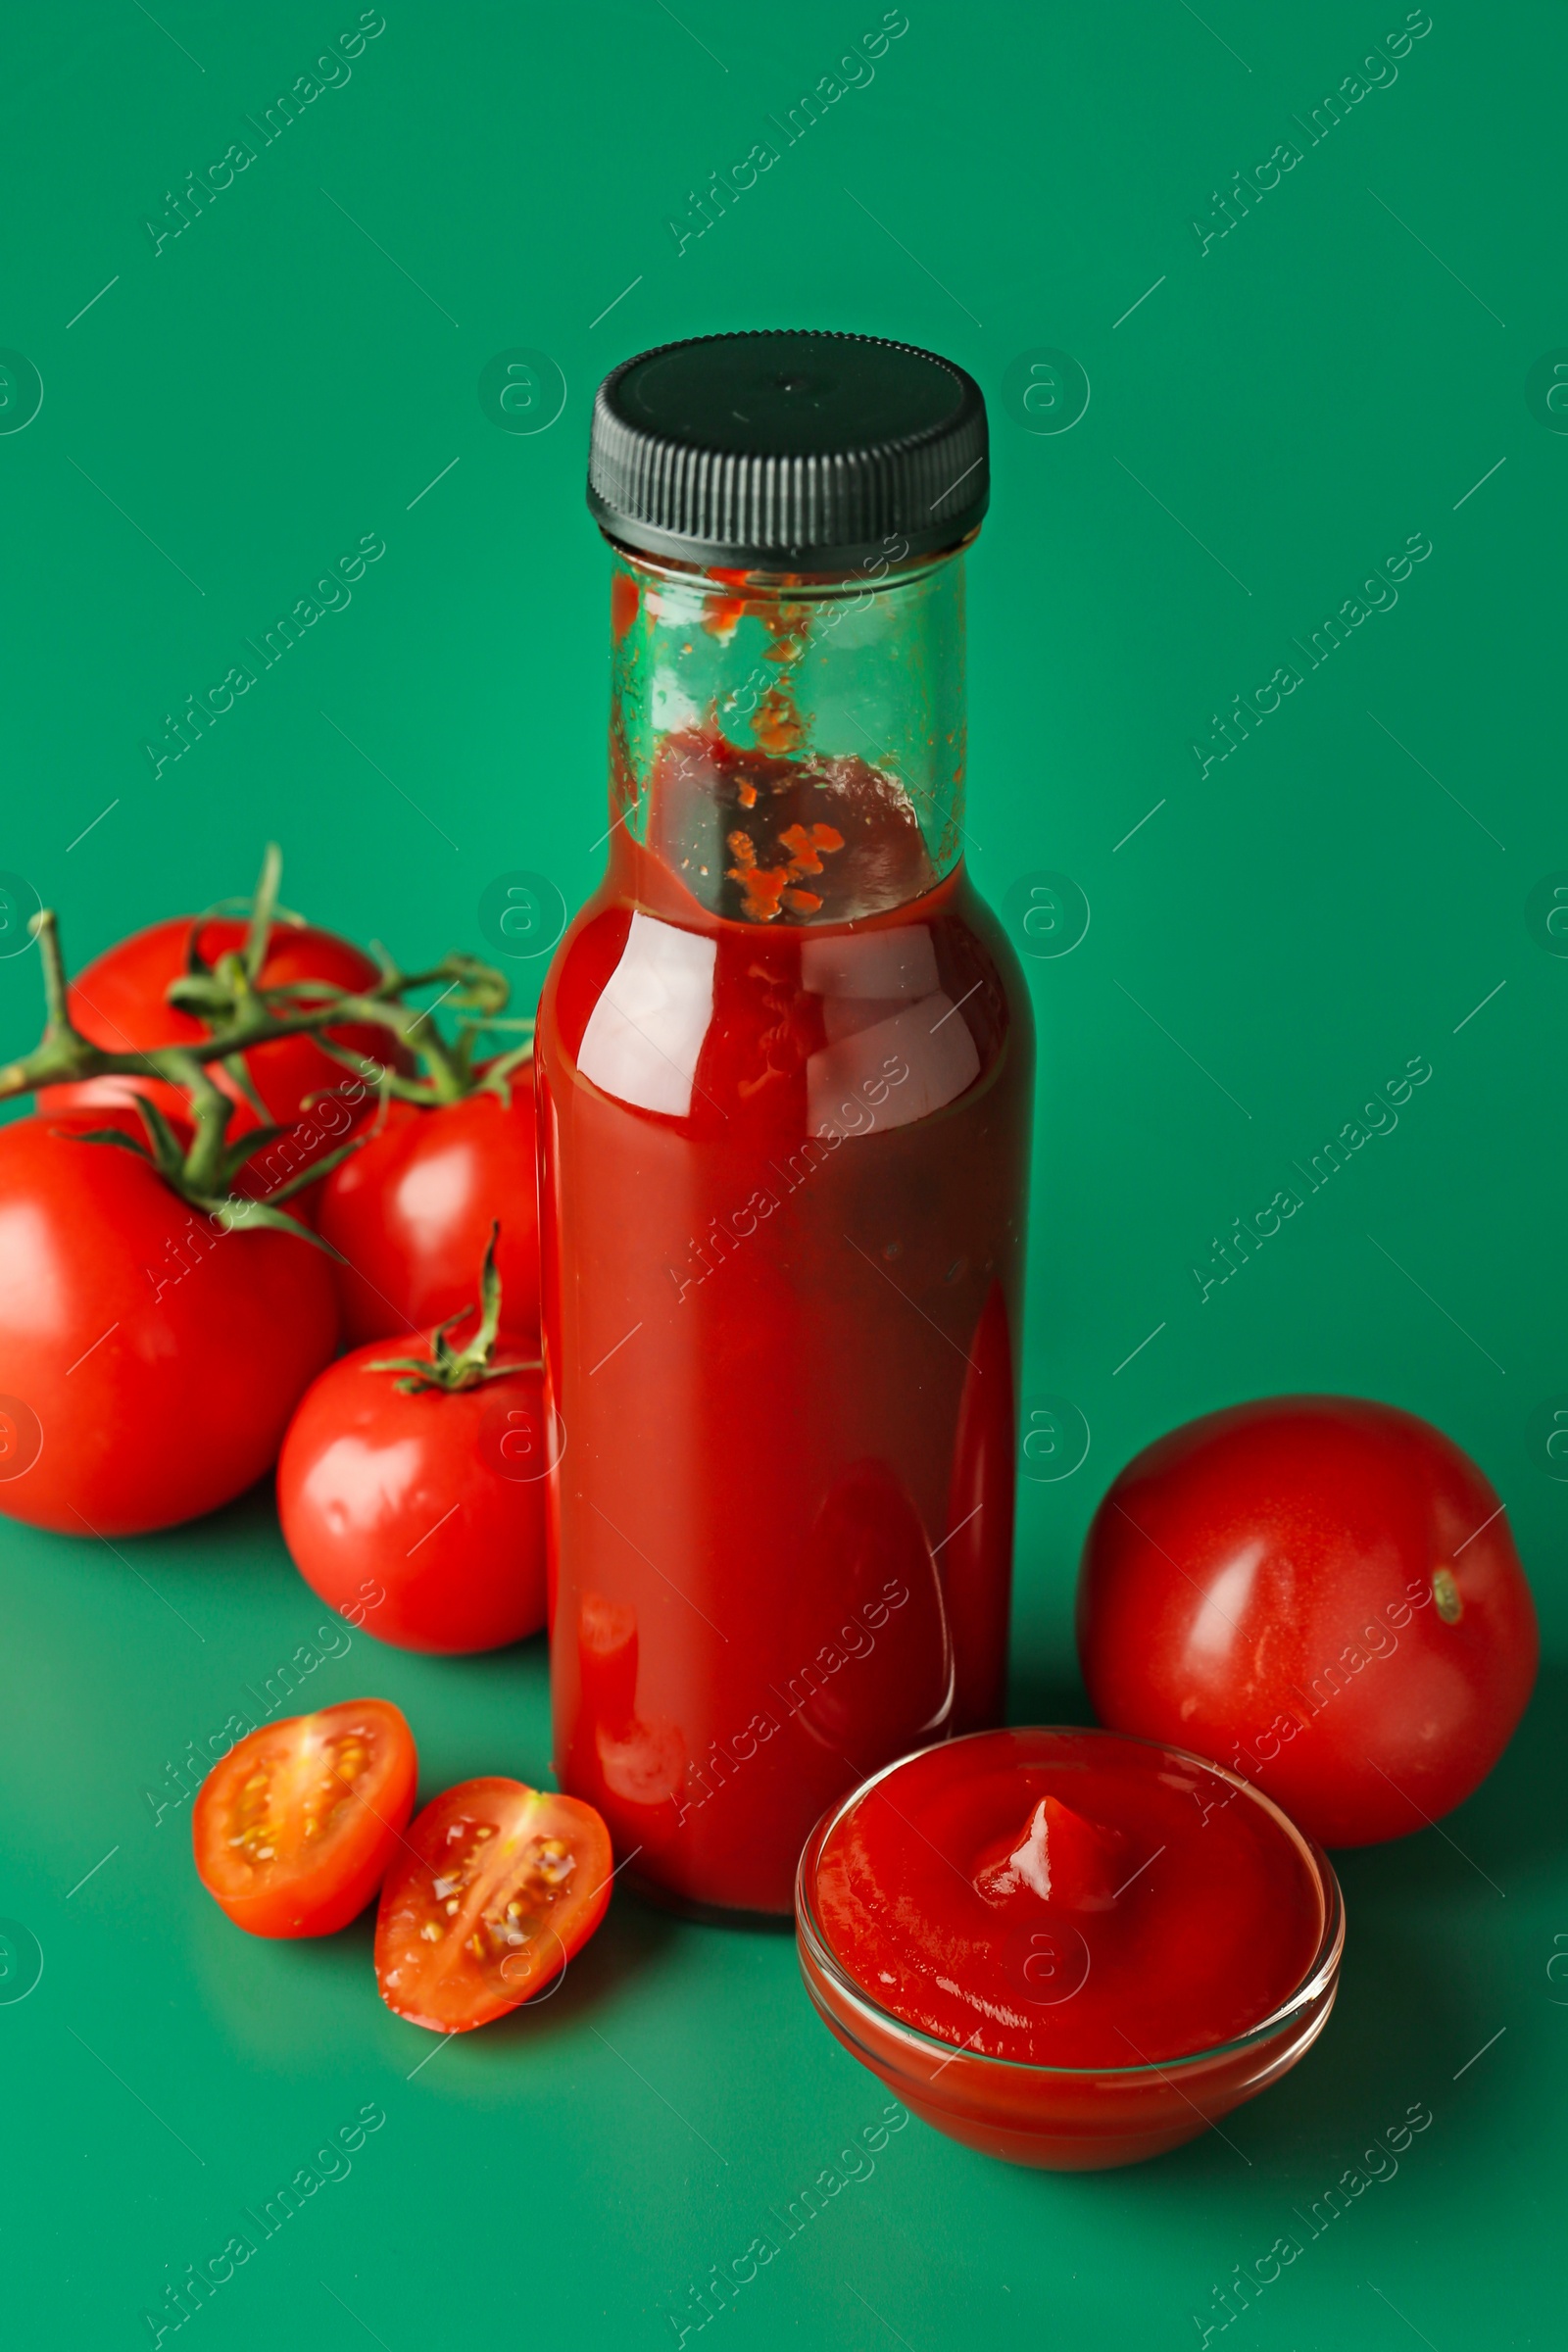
[537,866,1029,1141]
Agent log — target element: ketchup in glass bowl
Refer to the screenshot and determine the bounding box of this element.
[796,1728,1344,2169]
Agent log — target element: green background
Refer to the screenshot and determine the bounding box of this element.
[1,1,1563,2344]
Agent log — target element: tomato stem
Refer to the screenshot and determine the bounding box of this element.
[242,841,284,984]
[0,849,535,1240]
[368,1224,541,1393]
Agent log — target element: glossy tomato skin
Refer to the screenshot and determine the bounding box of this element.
[374,1778,612,2031]
[0,1114,339,1536]
[193,1698,416,1937]
[1077,1396,1540,1847]
[37,914,403,1183]
[315,1080,539,1345]
[276,1330,548,1652]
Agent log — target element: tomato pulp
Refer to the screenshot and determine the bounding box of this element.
[374,1779,612,2031]
[193,1699,416,1937]
[538,815,1032,1915]
[798,1729,1341,2168]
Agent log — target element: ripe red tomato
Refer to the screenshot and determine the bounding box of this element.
[276,1326,549,1652]
[315,1080,539,1345]
[1076,1396,1539,1847]
[193,1699,416,1937]
[374,1778,612,2030]
[37,912,401,1184]
[0,1114,339,1535]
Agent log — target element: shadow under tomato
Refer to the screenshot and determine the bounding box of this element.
[387,1622,553,1682]
[60,1470,282,1587]
[1399,1655,1568,1884]
[164,1471,280,1549]
[276,1882,686,2072]
[1241,1903,1470,2166]
[1235,1734,1536,2173]
[1287,1657,1561,1932]
[188,1889,384,2061]
[619,1876,796,1935]
[416,1886,683,2059]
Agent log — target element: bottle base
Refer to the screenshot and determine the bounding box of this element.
[624,1868,795,1933]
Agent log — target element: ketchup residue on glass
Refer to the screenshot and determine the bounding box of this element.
[811,1729,1327,2068]
[643,728,935,927]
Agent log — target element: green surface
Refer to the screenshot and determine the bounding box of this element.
[1,1,1563,2343]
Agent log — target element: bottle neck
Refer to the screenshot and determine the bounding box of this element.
[604,536,970,927]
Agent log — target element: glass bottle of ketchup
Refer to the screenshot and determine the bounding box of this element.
[537,332,1033,1917]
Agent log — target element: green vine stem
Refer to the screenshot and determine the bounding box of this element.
[0,846,536,1233]
[0,907,498,1105]
[370,1225,541,1393]
[160,847,534,1110]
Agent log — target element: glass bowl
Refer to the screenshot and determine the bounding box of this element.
[794,1731,1345,2171]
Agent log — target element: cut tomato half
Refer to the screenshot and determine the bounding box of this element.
[193,1699,417,1938]
[374,1778,612,2032]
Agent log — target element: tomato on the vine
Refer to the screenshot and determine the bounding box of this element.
[374,1778,612,2030]
[193,1699,416,1937]
[38,912,398,1181]
[0,1113,339,1535]
[315,1077,539,1345]
[276,1232,547,1652]
[1076,1396,1539,1846]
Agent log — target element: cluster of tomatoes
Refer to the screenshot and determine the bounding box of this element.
[0,884,616,2032]
[1,896,550,1654]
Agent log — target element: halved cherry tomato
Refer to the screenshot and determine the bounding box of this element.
[374,1778,612,2031]
[193,1699,416,1938]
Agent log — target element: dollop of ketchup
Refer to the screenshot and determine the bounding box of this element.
[812,1729,1326,2067]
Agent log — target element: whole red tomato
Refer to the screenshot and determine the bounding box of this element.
[1076,1396,1539,1847]
[276,1322,549,1652]
[37,912,400,1188]
[0,1115,339,1536]
[315,1080,539,1344]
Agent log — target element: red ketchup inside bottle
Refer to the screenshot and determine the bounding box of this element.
[808,1730,1328,2068]
[537,546,1032,1915]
